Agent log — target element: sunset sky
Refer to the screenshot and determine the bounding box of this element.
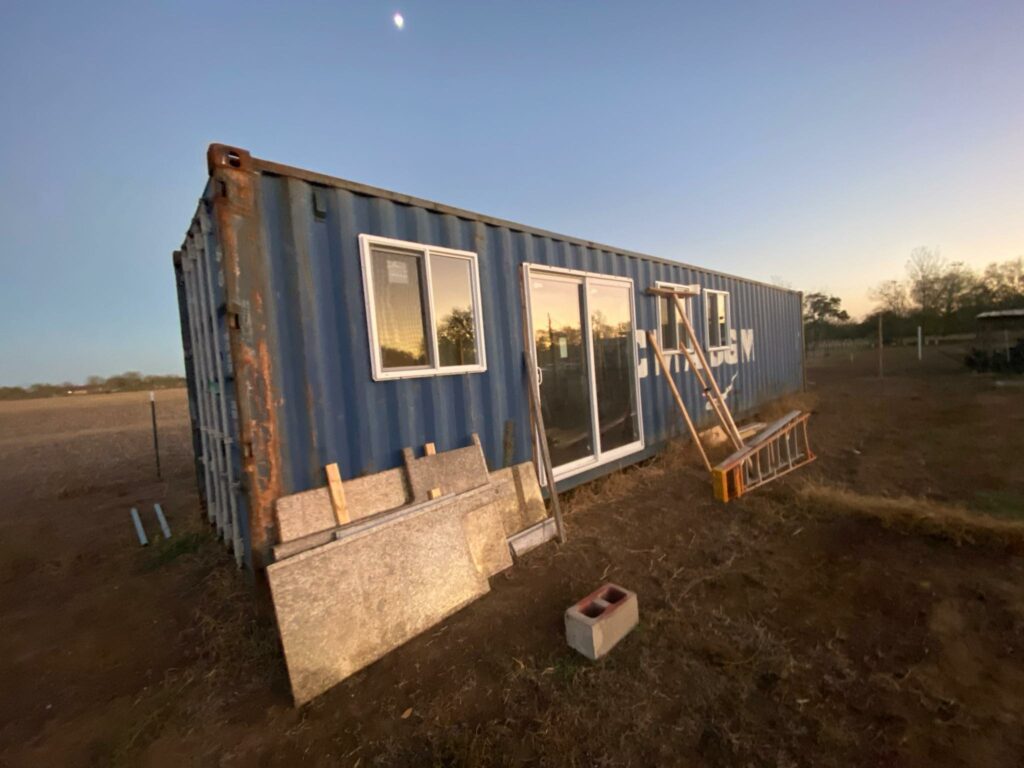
[1,1,1022,385]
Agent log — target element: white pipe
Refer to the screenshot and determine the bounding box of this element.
[153,503,172,539]
[130,507,148,546]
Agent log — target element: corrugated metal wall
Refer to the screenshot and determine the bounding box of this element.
[176,146,804,569]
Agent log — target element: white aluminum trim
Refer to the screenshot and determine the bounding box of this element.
[552,440,646,482]
[655,280,699,355]
[703,288,733,352]
[359,234,487,381]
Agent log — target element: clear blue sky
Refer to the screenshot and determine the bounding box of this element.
[2,1,1022,386]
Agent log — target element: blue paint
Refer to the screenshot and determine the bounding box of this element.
[175,148,804,569]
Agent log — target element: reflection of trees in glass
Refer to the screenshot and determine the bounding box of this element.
[380,342,427,368]
[590,309,630,340]
[590,309,636,447]
[534,325,582,353]
[438,308,476,366]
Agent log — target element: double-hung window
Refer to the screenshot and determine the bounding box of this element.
[656,282,698,354]
[704,289,732,350]
[359,234,486,380]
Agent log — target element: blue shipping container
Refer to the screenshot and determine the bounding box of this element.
[173,145,805,570]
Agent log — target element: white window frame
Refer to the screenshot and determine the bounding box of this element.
[359,234,487,381]
[703,288,733,351]
[655,281,700,354]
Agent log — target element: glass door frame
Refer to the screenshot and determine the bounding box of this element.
[523,264,645,482]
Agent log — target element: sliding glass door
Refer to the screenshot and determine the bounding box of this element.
[527,268,643,478]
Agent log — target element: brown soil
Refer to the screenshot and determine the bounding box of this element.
[1,348,1022,767]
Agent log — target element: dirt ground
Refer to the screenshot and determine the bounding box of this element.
[1,346,1023,767]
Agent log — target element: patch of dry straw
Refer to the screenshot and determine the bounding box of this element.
[796,481,1024,555]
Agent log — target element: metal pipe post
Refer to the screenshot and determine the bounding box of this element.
[130,507,149,546]
[153,503,172,539]
[150,391,162,480]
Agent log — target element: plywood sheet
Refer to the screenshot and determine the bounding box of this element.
[404,437,490,501]
[268,501,488,705]
[489,462,547,536]
[275,466,410,543]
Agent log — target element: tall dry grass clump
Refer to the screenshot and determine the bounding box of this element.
[796,481,1024,555]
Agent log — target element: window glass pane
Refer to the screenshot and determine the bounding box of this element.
[717,294,729,347]
[532,277,594,467]
[706,293,729,348]
[678,298,692,351]
[371,248,429,369]
[659,296,677,350]
[589,282,639,453]
[431,254,478,367]
[706,294,716,347]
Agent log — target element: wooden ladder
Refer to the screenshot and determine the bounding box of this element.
[646,286,815,501]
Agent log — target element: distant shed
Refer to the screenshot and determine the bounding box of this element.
[173,145,805,569]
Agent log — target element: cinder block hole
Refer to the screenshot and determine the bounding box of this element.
[602,587,627,604]
[226,151,242,168]
[581,602,605,619]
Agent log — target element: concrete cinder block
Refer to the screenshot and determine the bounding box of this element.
[565,584,639,660]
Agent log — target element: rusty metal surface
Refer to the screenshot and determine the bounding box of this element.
[174,145,805,569]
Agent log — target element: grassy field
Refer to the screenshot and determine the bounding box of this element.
[0,347,1022,767]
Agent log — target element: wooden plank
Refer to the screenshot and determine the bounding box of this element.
[673,325,744,451]
[738,421,766,439]
[646,331,712,473]
[651,285,744,451]
[501,419,515,468]
[324,463,349,525]
[647,286,700,298]
[424,442,436,456]
[673,295,745,448]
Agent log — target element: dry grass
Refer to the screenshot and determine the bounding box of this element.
[795,480,1024,555]
[757,389,820,421]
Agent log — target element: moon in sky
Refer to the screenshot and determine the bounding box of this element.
[393,12,404,30]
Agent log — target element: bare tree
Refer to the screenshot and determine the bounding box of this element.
[935,261,975,318]
[906,246,944,314]
[869,280,910,315]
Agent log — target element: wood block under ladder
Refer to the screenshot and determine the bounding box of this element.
[428,487,442,500]
[712,467,743,502]
[712,469,730,502]
[325,463,350,525]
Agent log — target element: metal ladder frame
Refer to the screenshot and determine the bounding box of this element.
[646,286,815,501]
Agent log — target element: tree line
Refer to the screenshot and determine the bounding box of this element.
[804,249,1024,345]
[0,371,186,401]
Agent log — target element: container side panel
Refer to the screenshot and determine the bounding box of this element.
[172,252,205,507]
[246,175,803,506]
[180,151,805,567]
